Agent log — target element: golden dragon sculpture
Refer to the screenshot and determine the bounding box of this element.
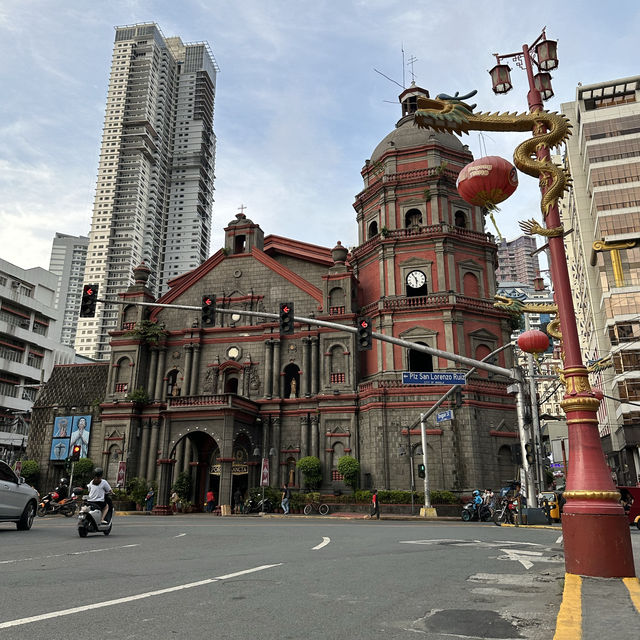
[493,295,561,339]
[414,91,572,217]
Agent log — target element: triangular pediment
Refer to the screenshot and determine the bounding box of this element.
[400,326,438,339]
[468,328,498,341]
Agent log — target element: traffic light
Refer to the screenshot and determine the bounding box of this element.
[510,443,523,465]
[80,284,98,317]
[70,444,81,462]
[201,294,216,327]
[279,302,294,334]
[417,463,426,479]
[356,317,372,351]
[525,442,535,466]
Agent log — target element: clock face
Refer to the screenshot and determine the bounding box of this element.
[227,346,240,360]
[406,270,426,289]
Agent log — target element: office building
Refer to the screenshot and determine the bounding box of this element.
[561,75,640,485]
[496,234,540,287]
[76,23,218,361]
[48,233,89,348]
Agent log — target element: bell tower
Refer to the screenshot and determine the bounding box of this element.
[351,83,510,378]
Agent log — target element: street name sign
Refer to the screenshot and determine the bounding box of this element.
[402,371,466,385]
[436,409,454,423]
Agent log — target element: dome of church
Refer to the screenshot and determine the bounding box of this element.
[370,114,466,162]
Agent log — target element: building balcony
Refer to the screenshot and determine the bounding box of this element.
[166,393,259,412]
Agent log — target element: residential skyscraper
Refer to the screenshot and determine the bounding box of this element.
[495,234,540,287]
[49,233,88,348]
[76,23,218,361]
[561,75,640,485]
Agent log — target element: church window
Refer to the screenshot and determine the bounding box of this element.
[455,210,467,228]
[167,369,181,397]
[113,356,131,394]
[463,272,480,298]
[329,287,346,315]
[234,234,246,254]
[224,376,239,394]
[284,363,300,398]
[408,342,433,372]
[368,220,378,238]
[405,208,422,228]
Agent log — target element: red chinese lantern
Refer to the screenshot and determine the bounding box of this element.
[517,329,550,354]
[456,156,518,209]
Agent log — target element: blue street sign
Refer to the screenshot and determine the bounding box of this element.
[402,371,467,385]
[436,409,453,423]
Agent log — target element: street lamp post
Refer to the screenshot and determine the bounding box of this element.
[491,30,635,577]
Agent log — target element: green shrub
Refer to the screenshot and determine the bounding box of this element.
[352,489,459,504]
[430,490,459,504]
[19,459,40,489]
[296,456,322,490]
[126,387,149,404]
[127,477,150,505]
[171,471,192,502]
[73,458,95,488]
[337,456,360,492]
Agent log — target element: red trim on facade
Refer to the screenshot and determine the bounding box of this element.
[325,432,351,438]
[157,459,176,465]
[489,430,518,438]
[263,235,335,266]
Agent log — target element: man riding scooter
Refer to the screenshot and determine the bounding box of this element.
[86,467,112,525]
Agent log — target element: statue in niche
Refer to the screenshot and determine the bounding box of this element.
[249,366,260,390]
[289,466,295,487]
[203,368,218,394]
[290,378,297,398]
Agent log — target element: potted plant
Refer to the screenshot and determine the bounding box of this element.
[296,456,322,490]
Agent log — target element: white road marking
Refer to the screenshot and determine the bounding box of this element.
[0,563,282,629]
[556,534,563,544]
[312,536,330,550]
[399,539,543,548]
[0,544,139,565]
[498,548,563,570]
[174,533,186,538]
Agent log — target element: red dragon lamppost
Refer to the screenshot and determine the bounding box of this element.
[414,29,634,577]
[489,30,634,577]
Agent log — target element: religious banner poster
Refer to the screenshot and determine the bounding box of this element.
[53,416,71,438]
[260,458,270,487]
[116,461,127,488]
[50,438,69,461]
[69,415,92,458]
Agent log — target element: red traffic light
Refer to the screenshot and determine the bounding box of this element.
[71,444,81,461]
[360,320,368,328]
[282,305,290,314]
[203,297,213,306]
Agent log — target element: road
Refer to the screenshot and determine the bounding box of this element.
[0,514,611,639]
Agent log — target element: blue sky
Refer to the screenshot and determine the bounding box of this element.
[1,1,638,272]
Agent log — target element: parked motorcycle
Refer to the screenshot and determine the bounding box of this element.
[493,497,517,526]
[77,497,113,537]
[37,487,82,518]
[244,496,273,513]
[461,501,492,522]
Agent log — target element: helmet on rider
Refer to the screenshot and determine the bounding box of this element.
[473,490,480,496]
[60,478,68,485]
[94,467,104,477]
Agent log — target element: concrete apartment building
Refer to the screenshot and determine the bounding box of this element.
[561,75,640,485]
[76,23,218,362]
[0,259,75,462]
[495,235,540,288]
[48,233,88,348]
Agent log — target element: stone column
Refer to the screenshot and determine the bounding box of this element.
[147,348,158,399]
[301,337,310,397]
[310,414,319,459]
[272,340,281,399]
[138,419,151,477]
[300,415,309,458]
[183,438,192,474]
[154,348,167,401]
[264,340,273,398]
[146,420,160,482]
[271,416,281,487]
[189,344,201,396]
[183,345,193,397]
[310,337,319,395]
[174,438,184,475]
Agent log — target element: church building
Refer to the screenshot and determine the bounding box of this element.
[30,86,519,509]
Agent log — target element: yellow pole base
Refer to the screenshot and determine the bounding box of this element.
[420,507,437,518]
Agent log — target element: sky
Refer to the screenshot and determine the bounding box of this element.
[1,0,639,275]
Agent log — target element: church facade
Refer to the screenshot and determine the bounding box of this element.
[30,86,519,508]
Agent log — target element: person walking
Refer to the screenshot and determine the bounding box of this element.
[281,482,291,515]
[170,490,179,513]
[145,487,154,512]
[371,489,380,520]
[233,489,243,514]
[206,489,215,513]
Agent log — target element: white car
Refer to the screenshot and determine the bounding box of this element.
[0,460,38,530]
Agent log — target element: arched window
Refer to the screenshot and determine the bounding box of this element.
[331,441,345,482]
[286,457,297,487]
[409,341,433,372]
[167,369,181,397]
[497,445,513,485]
[405,208,423,228]
[475,344,492,378]
[121,305,137,331]
[224,376,239,394]
[113,356,131,394]
[234,234,246,254]
[454,210,467,228]
[329,345,346,384]
[284,363,300,398]
[368,221,378,238]
[463,272,480,298]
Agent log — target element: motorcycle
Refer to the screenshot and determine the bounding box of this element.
[461,501,492,522]
[244,496,273,513]
[37,488,82,518]
[77,497,113,537]
[493,497,517,526]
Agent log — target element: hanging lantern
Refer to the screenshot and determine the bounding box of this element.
[489,63,512,94]
[517,329,550,354]
[535,38,558,71]
[456,156,519,209]
[534,72,554,101]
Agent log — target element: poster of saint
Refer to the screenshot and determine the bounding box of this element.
[69,415,92,458]
[53,416,71,438]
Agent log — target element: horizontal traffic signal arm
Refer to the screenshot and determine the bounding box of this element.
[94,297,515,380]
